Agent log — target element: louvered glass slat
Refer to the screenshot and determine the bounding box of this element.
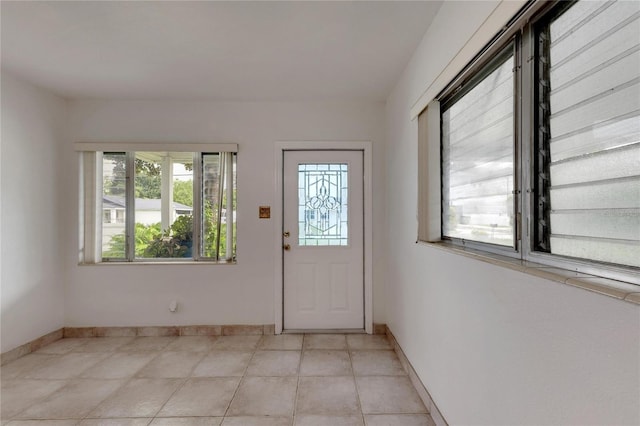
[547,0,640,267]
[442,55,515,247]
[550,143,640,186]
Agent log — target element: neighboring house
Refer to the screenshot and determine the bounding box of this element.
[102,195,192,226]
[102,195,193,250]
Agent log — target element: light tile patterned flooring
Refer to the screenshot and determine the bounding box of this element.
[1,334,435,426]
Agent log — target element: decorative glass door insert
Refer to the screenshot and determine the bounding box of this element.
[298,163,348,246]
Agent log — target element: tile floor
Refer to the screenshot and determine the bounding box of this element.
[1,334,435,426]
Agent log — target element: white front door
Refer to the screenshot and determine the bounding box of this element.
[283,150,364,330]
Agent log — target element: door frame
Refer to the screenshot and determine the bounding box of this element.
[274,141,373,334]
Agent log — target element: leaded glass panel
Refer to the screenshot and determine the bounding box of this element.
[298,164,348,246]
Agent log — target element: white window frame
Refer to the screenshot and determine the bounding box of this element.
[76,143,237,264]
[418,0,640,286]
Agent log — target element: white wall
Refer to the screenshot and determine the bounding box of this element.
[64,100,386,327]
[384,1,640,425]
[1,72,67,352]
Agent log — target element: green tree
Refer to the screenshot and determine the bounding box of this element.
[104,157,162,199]
[102,222,162,258]
[173,180,193,206]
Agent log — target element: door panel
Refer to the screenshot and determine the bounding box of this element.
[283,150,364,330]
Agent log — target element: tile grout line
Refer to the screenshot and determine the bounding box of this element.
[220,335,262,420]
[149,343,209,422]
[347,335,368,426]
[292,334,306,426]
[11,345,143,423]
[79,340,172,423]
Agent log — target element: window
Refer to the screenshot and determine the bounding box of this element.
[534,0,640,268]
[441,44,516,248]
[427,0,639,280]
[79,144,237,263]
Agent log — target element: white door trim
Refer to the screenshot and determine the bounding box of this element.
[274,141,373,334]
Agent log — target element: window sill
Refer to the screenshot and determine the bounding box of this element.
[417,241,640,306]
[79,260,236,266]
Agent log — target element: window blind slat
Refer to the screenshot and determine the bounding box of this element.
[550,143,640,186]
[550,210,640,241]
[549,236,640,267]
[550,0,609,42]
[550,111,640,161]
[550,15,639,88]
[546,0,640,266]
[549,81,640,137]
[550,49,640,112]
[550,179,640,210]
[550,1,640,66]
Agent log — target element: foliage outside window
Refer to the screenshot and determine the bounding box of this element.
[84,150,236,263]
[434,0,639,276]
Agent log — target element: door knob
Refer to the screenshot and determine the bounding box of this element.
[283,231,290,238]
[283,244,291,251]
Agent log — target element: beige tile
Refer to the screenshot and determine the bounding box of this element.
[296,377,359,415]
[372,324,387,335]
[164,336,217,352]
[1,380,68,420]
[192,351,252,377]
[136,352,204,378]
[258,335,303,351]
[406,364,432,413]
[294,415,363,426]
[64,328,96,338]
[118,337,177,352]
[0,354,59,379]
[303,335,347,350]
[80,352,157,379]
[351,351,405,376]
[1,344,32,366]
[23,353,110,379]
[222,418,292,426]
[179,326,222,337]
[626,293,640,304]
[227,377,297,416]
[299,351,351,376]
[210,336,261,351]
[246,351,300,376]
[157,377,240,417]
[29,329,64,353]
[34,338,89,354]
[74,338,135,353]
[16,379,124,420]
[391,344,410,375]
[5,421,78,426]
[79,419,151,426]
[346,335,391,350]
[221,325,263,336]
[364,414,435,426]
[94,327,138,337]
[89,378,183,418]
[356,377,426,414]
[151,418,222,426]
[136,327,179,337]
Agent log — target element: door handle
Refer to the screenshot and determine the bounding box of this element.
[283,244,291,251]
[283,231,290,238]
